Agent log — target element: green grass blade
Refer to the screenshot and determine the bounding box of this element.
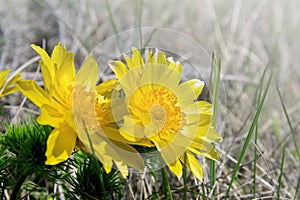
[294,176,300,200]
[82,120,107,198]
[104,0,119,34]
[134,0,144,49]
[277,145,285,200]
[104,0,121,50]
[212,55,221,128]
[277,86,300,160]
[253,66,265,198]
[183,154,188,200]
[225,69,273,198]
[161,167,173,200]
[253,124,258,198]
[210,54,221,195]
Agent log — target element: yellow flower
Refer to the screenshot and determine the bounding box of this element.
[109,47,222,179]
[17,43,143,176]
[0,68,21,98]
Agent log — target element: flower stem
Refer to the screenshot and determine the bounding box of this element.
[210,53,221,196]
[161,167,173,200]
[183,154,188,200]
[10,173,27,200]
[98,167,107,199]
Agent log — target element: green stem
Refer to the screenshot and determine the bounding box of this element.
[20,168,54,199]
[294,176,300,200]
[210,54,221,195]
[11,174,28,200]
[183,155,188,200]
[277,86,300,159]
[104,0,121,51]
[225,69,273,199]
[94,157,106,199]
[277,146,285,200]
[161,167,173,200]
[253,124,258,198]
[98,167,107,198]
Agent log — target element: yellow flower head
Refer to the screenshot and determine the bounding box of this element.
[109,47,222,179]
[0,68,21,98]
[17,43,143,176]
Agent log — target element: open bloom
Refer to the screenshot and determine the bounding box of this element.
[109,48,222,179]
[0,68,21,98]
[17,43,143,176]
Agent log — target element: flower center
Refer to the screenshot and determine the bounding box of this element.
[149,104,166,129]
[130,85,185,139]
[72,85,111,127]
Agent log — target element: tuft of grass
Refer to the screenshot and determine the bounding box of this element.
[64,151,124,200]
[0,123,57,199]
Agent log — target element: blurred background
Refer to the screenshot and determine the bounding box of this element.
[0,0,299,199]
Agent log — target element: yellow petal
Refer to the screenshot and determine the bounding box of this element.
[0,73,21,97]
[180,152,203,180]
[0,69,12,88]
[5,73,21,88]
[109,140,145,170]
[185,112,211,127]
[55,52,75,89]
[155,51,167,65]
[37,104,65,127]
[51,42,66,67]
[76,54,98,91]
[177,82,199,105]
[205,128,222,143]
[155,139,185,165]
[95,79,117,99]
[31,44,54,91]
[84,132,145,172]
[138,64,180,90]
[0,86,19,98]
[109,61,128,79]
[31,44,52,67]
[167,57,182,74]
[115,161,129,177]
[131,47,144,68]
[120,115,145,142]
[102,125,131,143]
[45,124,77,165]
[96,79,117,94]
[147,50,154,64]
[93,145,114,173]
[103,163,113,174]
[190,138,220,161]
[120,118,154,147]
[183,101,213,115]
[167,159,183,179]
[124,55,135,69]
[189,146,220,161]
[185,79,205,98]
[17,80,50,107]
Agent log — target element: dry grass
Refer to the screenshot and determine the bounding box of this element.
[0,0,299,199]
